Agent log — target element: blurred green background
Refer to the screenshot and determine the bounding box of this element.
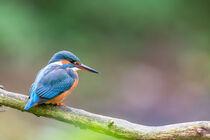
[1,0,210,140]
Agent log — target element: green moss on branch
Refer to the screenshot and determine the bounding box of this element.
[0,88,210,140]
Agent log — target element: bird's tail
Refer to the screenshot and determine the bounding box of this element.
[24,92,39,110]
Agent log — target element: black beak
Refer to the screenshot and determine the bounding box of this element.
[77,64,99,74]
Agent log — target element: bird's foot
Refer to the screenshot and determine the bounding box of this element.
[57,103,66,106]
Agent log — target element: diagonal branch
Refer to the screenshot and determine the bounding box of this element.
[0,88,210,140]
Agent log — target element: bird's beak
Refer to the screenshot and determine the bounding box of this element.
[77,64,99,74]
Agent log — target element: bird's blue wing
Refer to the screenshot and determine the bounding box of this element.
[24,64,76,110]
[35,68,74,102]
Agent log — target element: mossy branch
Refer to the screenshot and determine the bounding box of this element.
[0,88,210,140]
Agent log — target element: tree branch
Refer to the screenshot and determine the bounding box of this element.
[0,88,210,140]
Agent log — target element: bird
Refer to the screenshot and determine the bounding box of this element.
[24,50,99,110]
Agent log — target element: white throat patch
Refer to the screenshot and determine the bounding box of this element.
[51,61,63,65]
[71,67,80,71]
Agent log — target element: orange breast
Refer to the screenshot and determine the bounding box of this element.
[45,71,79,104]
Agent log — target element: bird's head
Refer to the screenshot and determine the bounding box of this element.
[48,50,99,73]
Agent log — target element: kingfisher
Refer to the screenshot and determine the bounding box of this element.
[24,50,98,110]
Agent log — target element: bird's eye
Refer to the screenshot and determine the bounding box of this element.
[71,60,77,64]
[69,59,80,65]
[69,59,75,64]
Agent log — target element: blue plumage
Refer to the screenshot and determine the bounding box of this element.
[36,68,74,99]
[24,86,39,110]
[48,51,81,64]
[24,50,98,110]
[24,63,76,110]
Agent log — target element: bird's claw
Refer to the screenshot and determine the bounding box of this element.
[57,103,66,106]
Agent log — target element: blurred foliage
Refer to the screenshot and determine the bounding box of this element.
[0,0,210,140]
[0,0,210,62]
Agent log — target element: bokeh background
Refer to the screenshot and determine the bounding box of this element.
[1,0,210,140]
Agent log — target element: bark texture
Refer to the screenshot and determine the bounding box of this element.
[0,88,210,140]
